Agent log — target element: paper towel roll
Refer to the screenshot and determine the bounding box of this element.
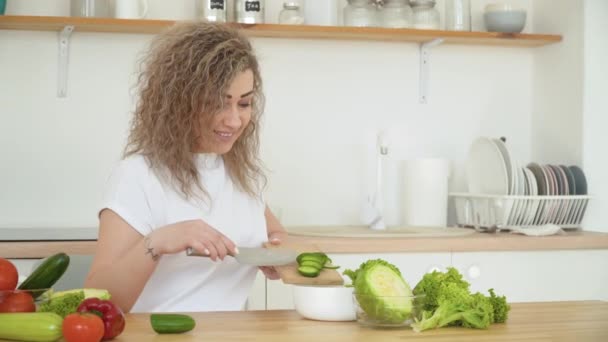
[402,159,450,227]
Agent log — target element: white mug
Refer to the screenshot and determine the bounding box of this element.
[114,0,148,19]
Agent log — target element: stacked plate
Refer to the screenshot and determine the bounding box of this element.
[464,137,589,228]
[466,137,588,197]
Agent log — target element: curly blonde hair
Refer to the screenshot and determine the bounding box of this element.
[125,22,266,200]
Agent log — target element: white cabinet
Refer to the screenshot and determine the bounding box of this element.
[451,249,608,302]
[265,252,451,310]
[246,271,267,311]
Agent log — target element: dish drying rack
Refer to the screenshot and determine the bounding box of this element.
[450,193,591,231]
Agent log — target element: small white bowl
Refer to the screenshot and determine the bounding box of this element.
[293,285,356,321]
[484,3,524,13]
[484,11,526,33]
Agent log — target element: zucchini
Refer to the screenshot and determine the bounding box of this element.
[0,312,63,342]
[150,313,196,334]
[18,253,70,297]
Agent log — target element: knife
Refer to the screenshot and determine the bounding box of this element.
[186,246,298,266]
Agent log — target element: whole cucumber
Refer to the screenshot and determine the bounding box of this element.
[0,312,63,342]
[18,253,70,297]
[150,313,196,334]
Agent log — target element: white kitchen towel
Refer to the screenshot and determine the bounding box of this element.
[402,158,450,227]
[509,224,565,236]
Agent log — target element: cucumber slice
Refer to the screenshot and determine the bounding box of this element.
[297,265,320,278]
[299,260,324,270]
[296,252,328,265]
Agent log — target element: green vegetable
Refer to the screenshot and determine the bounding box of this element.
[488,288,510,323]
[18,253,70,297]
[410,268,510,332]
[343,259,413,324]
[150,313,196,334]
[297,265,320,277]
[38,288,111,318]
[412,267,470,312]
[0,312,63,342]
[296,252,340,278]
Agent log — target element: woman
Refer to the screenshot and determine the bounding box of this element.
[84,22,286,313]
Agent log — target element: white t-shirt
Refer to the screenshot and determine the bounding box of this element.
[101,154,267,313]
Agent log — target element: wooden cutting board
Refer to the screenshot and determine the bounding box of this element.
[264,240,344,286]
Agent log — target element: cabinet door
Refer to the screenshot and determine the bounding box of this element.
[265,252,451,310]
[246,271,266,311]
[451,250,608,302]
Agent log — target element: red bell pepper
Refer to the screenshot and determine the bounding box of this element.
[77,298,126,340]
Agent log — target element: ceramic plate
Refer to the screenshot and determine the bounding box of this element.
[569,165,588,195]
[493,138,515,195]
[466,137,509,195]
[560,165,576,195]
[549,165,564,195]
[555,165,569,196]
[527,163,547,195]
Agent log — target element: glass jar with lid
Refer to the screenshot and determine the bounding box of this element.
[235,0,265,24]
[343,0,377,27]
[196,0,227,23]
[378,0,411,28]
[279,2,305,25]
[409,0,440,30]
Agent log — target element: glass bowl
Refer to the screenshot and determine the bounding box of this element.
[352,293,425,328]
[0,289,52,312]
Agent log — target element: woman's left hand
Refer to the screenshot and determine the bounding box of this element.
[259,231,288,280]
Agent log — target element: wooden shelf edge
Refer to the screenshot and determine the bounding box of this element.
[0,15,562,47]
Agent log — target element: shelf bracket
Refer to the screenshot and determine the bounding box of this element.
[419,38,444,104]
[57,25,74,98]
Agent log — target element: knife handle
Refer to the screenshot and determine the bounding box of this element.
[186,247,208,257]
[186,247,235,258]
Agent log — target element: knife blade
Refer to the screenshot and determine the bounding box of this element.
[186,246,298,266]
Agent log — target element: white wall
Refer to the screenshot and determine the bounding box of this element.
[581,0,608,233]
[531,0,583,165]
[3,0,582,230]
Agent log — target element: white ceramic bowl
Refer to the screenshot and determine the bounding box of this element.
[292,285,356,321]
[484,3,524,13]
[484,11,526,33]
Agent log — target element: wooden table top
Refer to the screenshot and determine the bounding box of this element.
[83,301,608,341]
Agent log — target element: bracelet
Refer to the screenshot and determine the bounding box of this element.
[144,235,160,262]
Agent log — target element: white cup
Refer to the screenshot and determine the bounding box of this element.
[114,0,148,19]
[402,158,451,227]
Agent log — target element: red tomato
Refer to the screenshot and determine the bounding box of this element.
[63,313,105,342]
[0,258,18,291]
[0,291,36,313]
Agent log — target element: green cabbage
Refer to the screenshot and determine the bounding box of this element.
[344,259,413,324]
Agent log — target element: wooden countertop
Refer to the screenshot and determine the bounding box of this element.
[2,229,608,258]
[21,301,602,342]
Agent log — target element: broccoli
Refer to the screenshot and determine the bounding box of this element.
[343,259,413,324]
[413,267,470,312]
[488,288,510,323]
[38,288,111,318]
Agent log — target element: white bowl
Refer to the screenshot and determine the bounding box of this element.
[293,285,356,321]
[484,11,526,33]
[484,3,524,13]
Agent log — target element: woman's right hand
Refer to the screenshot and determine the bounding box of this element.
[147,220,237,261]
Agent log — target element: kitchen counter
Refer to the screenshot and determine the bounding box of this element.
[35,301,606,342]
[2,228,608,258]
